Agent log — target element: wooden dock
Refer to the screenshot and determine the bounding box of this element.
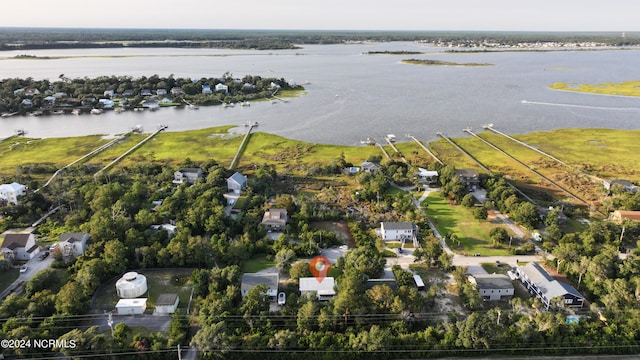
[408,135,442,165]
[229,123,257,170]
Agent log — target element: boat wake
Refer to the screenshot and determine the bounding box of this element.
[521,100,640,111]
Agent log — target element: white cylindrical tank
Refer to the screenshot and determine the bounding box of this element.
[115,272,148,298]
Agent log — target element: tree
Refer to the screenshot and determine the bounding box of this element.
[473,206,488,220]
[489,227,509,246]
[55,281,89,315]
[240,283,270,328]
[275,248,296,273]
[289,261,312,281]
[461,194,475,207]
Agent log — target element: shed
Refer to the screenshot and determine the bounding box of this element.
[154,293,179,314]
[115,298,147,315]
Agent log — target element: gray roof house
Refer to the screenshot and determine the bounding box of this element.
[361,161,381,174]
[515,262,584,309]
[241,273,279,300]
[468,274,514,301]
[173,168,203,185]
[59,232,90,257]
[262,209,288,231]
[1,233,39,261]
[456,169,480,191]
[227,172,247,194]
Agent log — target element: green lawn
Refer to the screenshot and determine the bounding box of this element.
[423,191,513,256]
[242,254,276,273]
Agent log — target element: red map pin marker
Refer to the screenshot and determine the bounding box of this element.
[309,255,330,283]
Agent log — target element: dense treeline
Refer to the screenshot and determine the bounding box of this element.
[1,28,639,50]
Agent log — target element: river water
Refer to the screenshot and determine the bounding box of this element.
[1,43,639,145]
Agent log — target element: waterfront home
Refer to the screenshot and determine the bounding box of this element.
[241,273,279,300]
[173,168,203,185]
[417,168,439,184]
[103,89,115,98]
[122,89,135,97]
[515,262,584,310]
[156,89,168,96]
[299,277,336,301]
[202,85,212,95]
[140,89,153,96]
[98,99,115,109]
[141,99,159,110]
[0,182,26,205]
[361,161,381,174]
[58,232,90,257]
[215,83,228,93]
[468,274,514,301]
[20,99,33,108]
[227,172,248,194]
[261,209,288,232]
[170,87,185,96]
[456,169,480,191]
[1,233,39,261]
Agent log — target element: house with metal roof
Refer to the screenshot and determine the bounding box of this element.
[227,172,247,194]
[515,262,584,309]
[299,277,336,301]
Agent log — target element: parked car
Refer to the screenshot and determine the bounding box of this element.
[39,251,50,260]
[20,265,28,273]
[278,292,286,306]
[49,243,58,251]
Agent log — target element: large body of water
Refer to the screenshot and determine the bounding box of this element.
[1,43,639,145]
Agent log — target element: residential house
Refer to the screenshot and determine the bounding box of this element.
[361,161,381,174]
[98,99,115,109]
[140,89,153,96]
[173,168,204,185]
[141,99,160,110]
[468,274,514,301]
[269,82,281,91]
[610,210,640,223]
[515,262,584,309]
[215,83,228,93]
[59,232,90,257]
[202,85,212,95]
[42,96,56,108]
[150,224,177,238]
[417,168,439,184]
[24,88,40,97]
[0,182,26,205]
[241,273,279,300]
[156,89,168,96]
[170,87,185,96]
[1,233,39,261]
[103,90,115,98]
[20,99,33,108]
[227,172,247,194]
[122,89,135,97]
[603,179,639,193]
[379,222,418,242]
[456,169,480,191]
[262,209,288,232]
[299,277,336,301]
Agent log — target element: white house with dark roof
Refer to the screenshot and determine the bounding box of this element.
[515,262,584,309]
[0,182,26,205]
[241,273,279,300]
[173,168,203,185]
[59,232,90,257]
[468,274,514,301]
[227,172,247,194]
[1,233,39,261]
[379,222,418,241]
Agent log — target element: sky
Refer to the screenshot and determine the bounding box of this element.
[4,0,640,31]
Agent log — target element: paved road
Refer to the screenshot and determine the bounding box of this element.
[0,253,53,299]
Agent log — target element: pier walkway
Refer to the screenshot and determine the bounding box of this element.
[229,123,257,170]
[94,125,167,178]
[464,128,600,214]
[36,134,127,192]
[408,135,442,165]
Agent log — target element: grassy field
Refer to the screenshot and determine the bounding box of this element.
[0,269,20,293]
[423,191,514,256]
[549,80,640,97]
